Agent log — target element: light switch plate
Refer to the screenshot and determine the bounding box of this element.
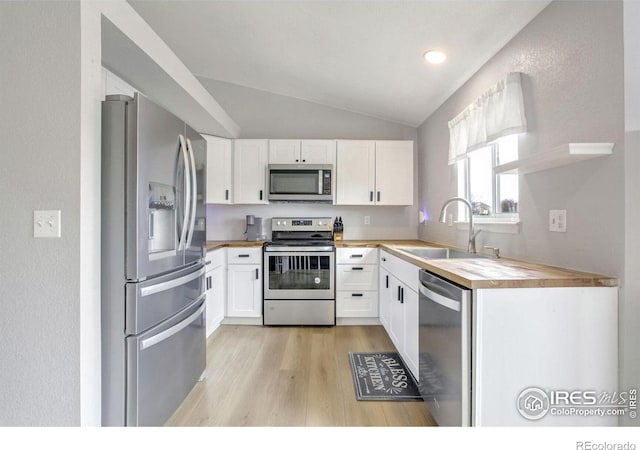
[549,210,567,233]
[34,210,61,238]
[364,215,371,225]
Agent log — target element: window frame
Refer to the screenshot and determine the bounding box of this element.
[457,141,520,222]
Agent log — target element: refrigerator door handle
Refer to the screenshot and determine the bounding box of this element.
[140,299,205,350]
[140,266,205,297]
[185,138,198,250]
[177,134,191,251]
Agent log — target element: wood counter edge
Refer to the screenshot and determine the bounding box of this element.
[205,241,265,251]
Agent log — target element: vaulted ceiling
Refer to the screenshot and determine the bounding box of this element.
[129,1,550,127]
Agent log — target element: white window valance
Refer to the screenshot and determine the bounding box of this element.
[448,72,527,164]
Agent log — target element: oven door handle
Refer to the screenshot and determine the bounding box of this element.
[264,246,335,252]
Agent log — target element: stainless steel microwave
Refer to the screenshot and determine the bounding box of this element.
[268,164,333,202]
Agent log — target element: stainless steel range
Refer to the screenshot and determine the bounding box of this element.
[263,217,335,325]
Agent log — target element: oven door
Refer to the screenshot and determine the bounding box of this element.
[263,249,335,299]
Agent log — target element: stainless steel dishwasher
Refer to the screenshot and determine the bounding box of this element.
[418,269,471,426]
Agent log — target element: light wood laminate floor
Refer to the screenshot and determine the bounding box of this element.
[166,325,436,427]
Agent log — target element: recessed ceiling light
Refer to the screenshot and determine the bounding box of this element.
[423,50,446,64]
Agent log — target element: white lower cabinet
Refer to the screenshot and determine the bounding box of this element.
[336,248,378,318]
[379,250,419,379]
[205,249,226,337]
[226,248,262,318]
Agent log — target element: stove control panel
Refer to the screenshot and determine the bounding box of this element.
[272,217,333,232]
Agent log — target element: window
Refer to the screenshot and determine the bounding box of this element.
[456,134,519,220]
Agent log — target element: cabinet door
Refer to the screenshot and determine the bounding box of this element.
[375,140,414,205]
[300,140,336,165]
[227,264,262,317]
[379,267,392,329]
[233,140,268,204]
[268,139,301,164]
[388,277,404,351]
[336,265,378,291]
[336,140,375,205]
[402,286,419,380]
[205,265,226,337]
[204,135,233,204]
[336,291,378,318]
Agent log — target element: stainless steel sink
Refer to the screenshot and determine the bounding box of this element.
[397,247,487,260]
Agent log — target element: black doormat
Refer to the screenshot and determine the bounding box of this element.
[348,352,423,401]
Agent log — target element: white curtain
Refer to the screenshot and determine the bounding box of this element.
[448,72,527,164]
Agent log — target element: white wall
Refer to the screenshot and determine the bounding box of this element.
[201,80,420,241]
[418,1,625,278]
[622,0,640,427]
[418,0,629,422]
[0,1,82,425]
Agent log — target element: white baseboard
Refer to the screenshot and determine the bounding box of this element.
[222,317,263,325]
[337,317,381,326]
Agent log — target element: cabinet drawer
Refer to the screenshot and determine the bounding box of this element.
[336,291,379,318]
[336,265,378,291]
[227,247,262,264]
[205,248,226,269]
[380,250,419,292]
[336,248,378,265]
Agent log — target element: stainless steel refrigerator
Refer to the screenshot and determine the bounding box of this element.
[101,93,207,426]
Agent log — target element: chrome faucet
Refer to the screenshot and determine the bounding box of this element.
[438,197,481,253]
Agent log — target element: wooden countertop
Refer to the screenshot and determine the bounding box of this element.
[340,240,618,289]
[205,239,618,289]
[205,240,265,251]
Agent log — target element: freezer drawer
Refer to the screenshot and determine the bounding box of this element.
[125,263,205,335]
[126,297,206,426]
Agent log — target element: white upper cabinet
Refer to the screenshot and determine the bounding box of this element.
[336,140,376,205]
[336,140,413,206]
[375,140,414,205]
[268,139,336,165]
[300,140,336,165]
[203,135,233,204]
[233,139,268,204]
[268,140,302,164]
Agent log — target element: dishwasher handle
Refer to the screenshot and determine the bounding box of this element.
[419,281,461,312]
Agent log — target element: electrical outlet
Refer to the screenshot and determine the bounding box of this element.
[549,210,567,233]
[34,210,61,238]
[364,215,371,225]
